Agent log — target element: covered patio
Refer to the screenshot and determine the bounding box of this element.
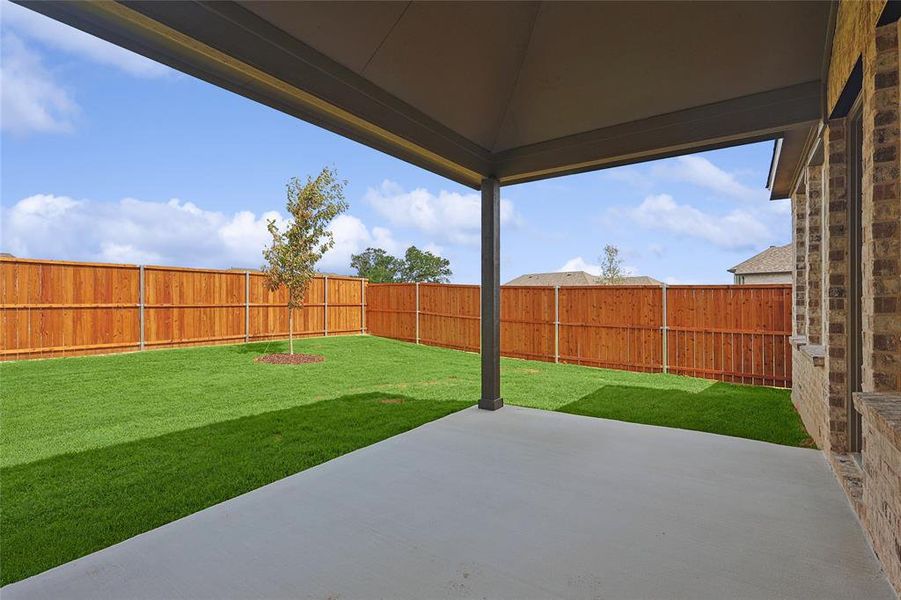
[11,0,899,597]
[3,406,894,599]
[21,0,831,411]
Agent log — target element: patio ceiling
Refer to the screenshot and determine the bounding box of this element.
[21,1,832,191]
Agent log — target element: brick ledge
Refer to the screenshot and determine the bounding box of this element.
[828,452,864,510]
[800,343,826,367]
[854,392,901,452]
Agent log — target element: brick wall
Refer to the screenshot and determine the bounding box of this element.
[793,183,808,337]
[792,347,829,450]
[825,121,850,454]
[827,0,887,113]
[865,22,901,393]
[855,392,901,592]
[792,4,901,594]
[806,164,825,345]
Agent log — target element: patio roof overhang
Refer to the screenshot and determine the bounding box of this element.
[20,1,832,190]
[18,0,835,409]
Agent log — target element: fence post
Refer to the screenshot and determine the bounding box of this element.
[554,285,560,363]
[415,282,420,344]
[361,278,366,334]
[139,265,145,351]
[661,283,668,374]
[323,276,329,336]
[244,271,250,343]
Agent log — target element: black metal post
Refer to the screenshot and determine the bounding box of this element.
[480,177,503,410]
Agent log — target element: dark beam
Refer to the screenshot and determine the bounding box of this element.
[494,81,822,186]
[480,178,502,411]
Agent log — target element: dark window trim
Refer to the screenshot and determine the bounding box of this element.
[877,0,901,26]
[830,58,862,120]
[847,93,864,455]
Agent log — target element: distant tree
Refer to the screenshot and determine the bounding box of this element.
[263,167,347,354]
[351,245,452,283]
[400,246,452,283]
[350,247,404,283]
[599,244,624,284]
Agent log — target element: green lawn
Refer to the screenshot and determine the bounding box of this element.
[0,335,810,585]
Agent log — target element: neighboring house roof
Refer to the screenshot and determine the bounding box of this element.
[728,244,792,275]
[505,271,662,286]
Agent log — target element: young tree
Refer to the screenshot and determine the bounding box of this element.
[599,244,624,284]
[262,167,348,354]
[400,246,452,283]
[350,247,404,283]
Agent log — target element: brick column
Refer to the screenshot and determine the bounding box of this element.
[864,22,901,393]
[806,164,824,344]
[824,120,850,452]
[793,183,808,337]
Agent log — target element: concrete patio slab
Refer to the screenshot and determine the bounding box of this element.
[3,406,894,599]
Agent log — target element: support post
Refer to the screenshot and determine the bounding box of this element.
[554,285,560,363]
[139,265,145,350]
[361,278,366,334]
[244,271,250,343]
[323,275,328,336]
[661,283,668,374]
[415,282,420,344]
[480,177,503,410]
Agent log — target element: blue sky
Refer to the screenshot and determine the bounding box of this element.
[0,1,790,284]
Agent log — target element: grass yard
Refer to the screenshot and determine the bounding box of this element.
[0,335,811,585]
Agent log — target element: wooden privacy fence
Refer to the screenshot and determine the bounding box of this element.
[0,257,365,360]
[1,258,792,387]
[367,283,792,387]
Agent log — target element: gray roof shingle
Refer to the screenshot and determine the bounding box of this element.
[728,244,792,275]
[504,271,662,286]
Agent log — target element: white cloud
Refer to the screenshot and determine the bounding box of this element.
[602,167,653,190]
[1,193,394,274]
[364,180,521,246]
[558,256,601,275]
[648,243,665,258]
[318,214,402,273]
[557,256,636,277]
[0,33,77,134]
[653,156,763,201]
[423,243,444,256]
[1,0,171,78]
[628,193,770,250]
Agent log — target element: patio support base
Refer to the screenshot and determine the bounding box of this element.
[480,177,502,411]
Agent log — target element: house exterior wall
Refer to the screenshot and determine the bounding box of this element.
[792,4,900,593]
[732,272,792,284]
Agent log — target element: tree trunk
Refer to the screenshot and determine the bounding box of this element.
[288,306,294,355]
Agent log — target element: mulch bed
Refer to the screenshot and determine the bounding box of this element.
[254,353,325,365]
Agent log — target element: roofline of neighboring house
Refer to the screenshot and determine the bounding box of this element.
[728,268,791,275]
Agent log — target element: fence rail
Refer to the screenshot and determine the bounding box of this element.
[0,258,366,360]
[367,282,792,387]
